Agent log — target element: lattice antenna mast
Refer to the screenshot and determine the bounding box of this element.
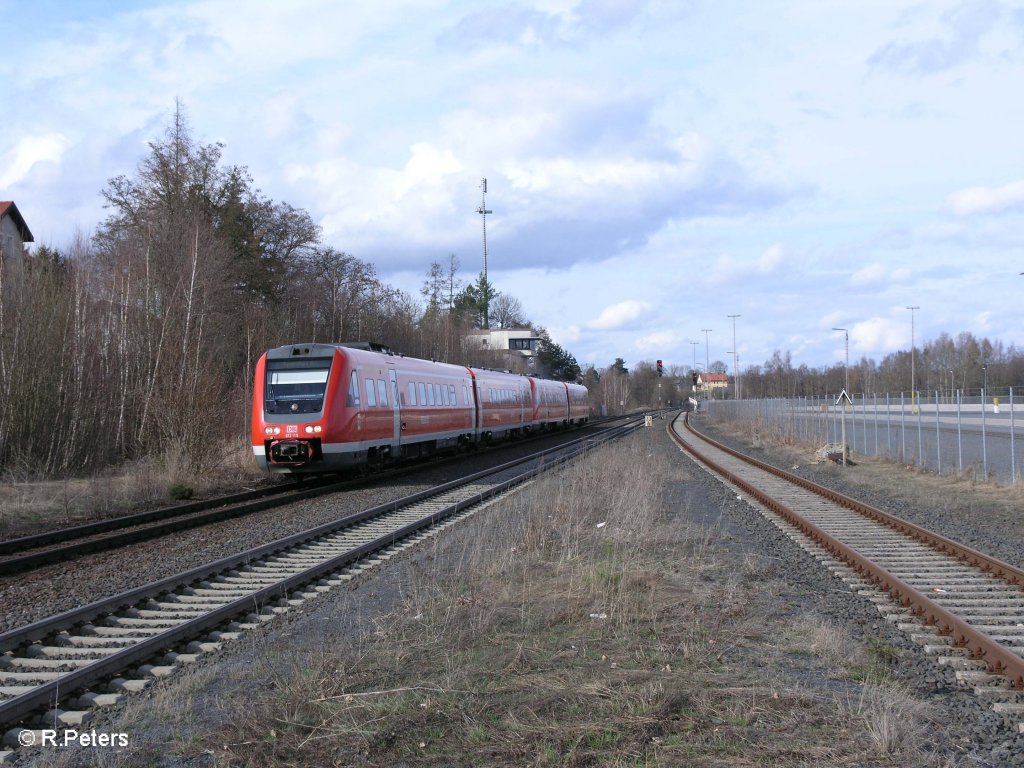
[476,177,492,329]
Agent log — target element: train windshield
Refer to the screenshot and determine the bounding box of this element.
[268,369,329,399]
[265,357,332,414]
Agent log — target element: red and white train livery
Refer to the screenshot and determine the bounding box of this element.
[252,342,589,474]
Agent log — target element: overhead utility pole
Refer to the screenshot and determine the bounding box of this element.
[728,314,740,399]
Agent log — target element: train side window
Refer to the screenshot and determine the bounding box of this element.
[365,378,377,407]
[463,384,469,405]
[449,385,456,404]
[433,383,441,405]
[408,382,417,406]
[377,379,388,407]
[419,382,427,405]
[348,371,361,406]
[427,383,435,406]
[442,386,450,406]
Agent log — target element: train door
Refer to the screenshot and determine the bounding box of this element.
[389,369,401,456]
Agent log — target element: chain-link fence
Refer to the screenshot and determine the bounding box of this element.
[704,388,1022,485]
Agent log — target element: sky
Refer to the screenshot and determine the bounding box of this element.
[2,0,1023,374]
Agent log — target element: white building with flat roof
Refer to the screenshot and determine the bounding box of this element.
[464,328,539,357]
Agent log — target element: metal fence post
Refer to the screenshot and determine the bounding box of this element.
[884,392,889,459]
[1012,387,1017,485]
[921,391,929,468]
[874,392,879,458]
[957,389,963,475]
[982,387,988,480]
[900,392,906,462]
[935,389,941,475]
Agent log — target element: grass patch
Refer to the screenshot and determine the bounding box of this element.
[0,437,266,537]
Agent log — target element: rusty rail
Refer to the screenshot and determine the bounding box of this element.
[670,414,1024,688]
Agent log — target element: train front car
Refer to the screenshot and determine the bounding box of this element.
[253,342,479,474]
[252,343,343,474]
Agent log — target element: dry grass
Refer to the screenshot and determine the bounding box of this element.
[186,431,965,767]
[0,437,265,537]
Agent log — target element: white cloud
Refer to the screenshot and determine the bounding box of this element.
[0,134,72,188]
[851,317,907,354]
[757,244,784,273]
[635,330,680,354]
[587,300,652,330]
[848,262,914,290]
[548,324,582,345]
[948,180,1024,216]
[849,263,887,288]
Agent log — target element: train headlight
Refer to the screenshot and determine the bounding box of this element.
[265,426,281,435]
[304,426,314,434]
[264,427,274,435]
[314,425,322,433]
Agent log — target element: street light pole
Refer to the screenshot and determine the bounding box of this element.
[906,306,919,411]
[728,314,740,399]
[701,329,712,400]
[833,327,849,466]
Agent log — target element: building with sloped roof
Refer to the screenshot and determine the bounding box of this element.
[0,201,33,266]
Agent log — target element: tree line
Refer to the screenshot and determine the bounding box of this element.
[0,106,580,478]
[740,332,1024,399]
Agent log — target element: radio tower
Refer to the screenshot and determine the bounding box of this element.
[476,177,492,329]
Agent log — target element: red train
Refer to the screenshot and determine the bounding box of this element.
[252,342,590,474]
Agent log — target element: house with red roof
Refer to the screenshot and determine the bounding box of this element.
[697,372,729,397]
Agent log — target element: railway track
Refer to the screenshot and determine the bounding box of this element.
[671,413,1024,733]
[0,420,620,577]
[0,418,641,754]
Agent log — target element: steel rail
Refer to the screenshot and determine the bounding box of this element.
[0,481,323,554]
[670,414,1024,688]
[680,417,1024,587]
[0,420,623,576]
[0,420,640,729]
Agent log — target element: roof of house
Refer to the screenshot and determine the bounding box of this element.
[0,201,33,243]
[701,373,729,383]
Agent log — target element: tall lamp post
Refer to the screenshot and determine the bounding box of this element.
[833,327,849,466]
[906,306,919,411]
[701,329,712,400]
[728,314,740,399]
[689,341,699,400]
